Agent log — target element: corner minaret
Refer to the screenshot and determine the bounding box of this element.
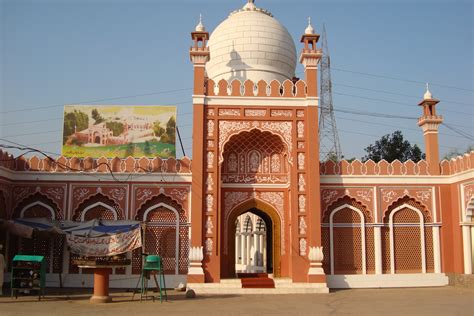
[190,14,210,95]
[300,17,321,97]
[188,15,210,284]
[300,18,325,284]
[418,83,443,175]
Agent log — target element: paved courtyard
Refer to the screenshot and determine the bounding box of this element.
[0,286,472,316]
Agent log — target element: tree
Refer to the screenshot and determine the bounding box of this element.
[143,141,151,156]
[91,109,104,124]
[153,121,165,138]
[63,110,89,144]
[125,143,135,157]
[105,121,124,136]
[362,130,425,162]
[165,116,176,144]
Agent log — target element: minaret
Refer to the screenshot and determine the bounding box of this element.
[300,17,321,96]
[188,15,210,284]
[299,18,326,283]
[418,84,443,175]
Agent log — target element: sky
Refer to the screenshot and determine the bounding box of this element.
[1,0,473,160]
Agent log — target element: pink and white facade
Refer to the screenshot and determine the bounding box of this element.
[0,1,473,292]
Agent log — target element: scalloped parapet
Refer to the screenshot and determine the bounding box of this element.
[205,78,307,98]
[440,151,474,175]
[0,150,192,174]
[318,159,456,176]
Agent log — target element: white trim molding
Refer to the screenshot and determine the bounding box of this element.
[20,201,56,220]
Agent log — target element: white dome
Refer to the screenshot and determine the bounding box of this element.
[206,4,297,83]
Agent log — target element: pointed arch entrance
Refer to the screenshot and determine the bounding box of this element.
[223,199,282,278]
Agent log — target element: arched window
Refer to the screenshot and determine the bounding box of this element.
[382,198,433,274]
[134,195,189,275]
[322,197,374,275]
[12,192,62,274]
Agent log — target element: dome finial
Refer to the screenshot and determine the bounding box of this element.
[305,16,315,34]
[424,82,433,100]
[243,0,257,10]
[195,13,206,32]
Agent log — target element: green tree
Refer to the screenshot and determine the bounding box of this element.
[105,121,124,136]
[91,108,104,124]
[362,130,425,162]
[125,143,135,157]
[63,110,89,144]
[143,141,151,156]
[153,121,165,138]
[165,116,176,144]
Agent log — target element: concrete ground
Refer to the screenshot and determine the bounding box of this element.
[0,287,472,316]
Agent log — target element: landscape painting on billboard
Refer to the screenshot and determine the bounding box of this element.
[62,105,176,158]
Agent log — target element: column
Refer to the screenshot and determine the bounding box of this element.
[462,225,472,274]
[235,233,240,265]
[432,226,441,273]
[241,233,247,268]
[259,234,264,267]
[374,226,382,274]
[253,232,258,269]
[246,233,251,266]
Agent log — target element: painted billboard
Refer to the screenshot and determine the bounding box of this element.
[62,105,176,158]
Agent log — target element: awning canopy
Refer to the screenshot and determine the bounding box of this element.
[6,218,141,238]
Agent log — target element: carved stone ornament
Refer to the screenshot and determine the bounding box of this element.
[207,151,214,169]
[189,246,204,262]
[205,216,213,234]
[73,187,91,202]
[271,154,281,173]
[206,194,214,213]
[416,190,431,202]
[245,109,266,117]
[298,153,305,170]
[297,121,304,138]
[205,238,213,255]
[206,174,214,192]
[218,120,293,164]
[219,109,240,116]
[299,195,306,212]
[109,188,125,201]
[207,109,215,117]
[356,189,372,202]
[207,120,215,137]
[308,246,324,262]
[321,190,338,204]
[298,174,306,192]
[299,216,307,235]
[271,110,292,117]
[299,238,307,256]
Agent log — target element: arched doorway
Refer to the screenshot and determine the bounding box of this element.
[235,210,271,274]
[224,199,281,278]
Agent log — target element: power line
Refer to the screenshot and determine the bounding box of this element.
[335,114,470,140]
[333,82,474,107]
[334,91,473,116]
[0,117,64,127]
[332,67,474,92]
[0,89,192,114]
[1,130,62,139]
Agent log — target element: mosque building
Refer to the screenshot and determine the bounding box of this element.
[0,0,473,293]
